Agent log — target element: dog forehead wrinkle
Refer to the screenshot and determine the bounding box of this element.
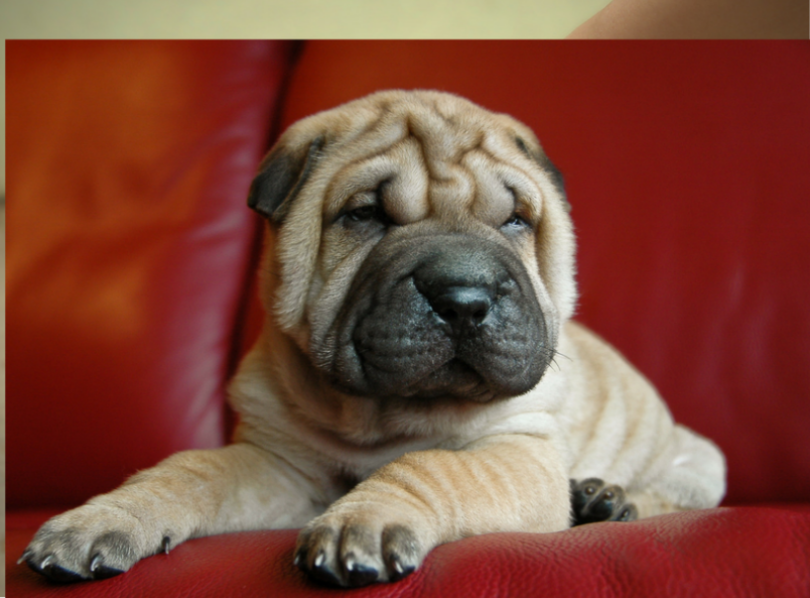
[375,105,496,219]
[460,150,521,226]
[423,142,538,226]
[324,158,394,217]
[323,137,430,225]
[382,138,431,224]
[319,110,409,173]
[482,127,564,210]
[427,165,477,217]
[401,102,479,163]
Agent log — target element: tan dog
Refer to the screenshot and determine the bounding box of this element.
[22,90,725,587]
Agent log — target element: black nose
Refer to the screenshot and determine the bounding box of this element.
[411,241,504,333]
[427,286,494,329]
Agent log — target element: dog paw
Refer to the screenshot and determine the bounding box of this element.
[20,504,162,582]
[570,478,638,525]
[295,510,426,587]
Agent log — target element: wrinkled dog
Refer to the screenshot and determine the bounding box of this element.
[23,90,725,587]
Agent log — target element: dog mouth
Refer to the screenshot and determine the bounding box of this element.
[391,358,498,403]
[334,304,546,403]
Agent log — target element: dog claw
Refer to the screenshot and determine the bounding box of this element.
[85,553,123,579]
[309,551,342,587]
[617,504,638,522]
[345,556,379,586]
[388,554,415,581]
[90,554,102,572]
[27,554,86,583]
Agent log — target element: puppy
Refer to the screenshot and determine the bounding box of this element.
[22,90,725,587]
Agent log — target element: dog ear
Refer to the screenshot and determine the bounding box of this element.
[515,136,570,212]
[247,136,325,222]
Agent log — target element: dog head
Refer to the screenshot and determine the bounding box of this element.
[248,90,575,405]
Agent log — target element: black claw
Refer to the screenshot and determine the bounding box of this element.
[293,548,306,570]
[588,488,620,520]
[615,504,638,522]
[88,552,124,580]
[345,559,379,587]
[570,478,602,516]
[17,548,33,566]
[38,560,86,583]
[388,555,416,582]
[161,536,171,555]
[309,551,343,587]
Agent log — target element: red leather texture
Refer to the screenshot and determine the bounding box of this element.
[7,507,810,597]
[6,40,810,598]
[282,40,810,505]
[6,40,293,508]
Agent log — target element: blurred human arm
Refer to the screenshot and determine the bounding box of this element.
[568,0,808,38]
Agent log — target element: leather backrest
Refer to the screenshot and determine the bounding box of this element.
[7,40,808,509]
[6,41,294,508]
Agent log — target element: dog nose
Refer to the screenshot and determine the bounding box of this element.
[428,286,493,328]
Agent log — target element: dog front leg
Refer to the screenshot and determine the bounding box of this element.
[22,442,320,582]
[295,433,570,587]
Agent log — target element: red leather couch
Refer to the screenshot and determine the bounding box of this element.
[6,40,810,597]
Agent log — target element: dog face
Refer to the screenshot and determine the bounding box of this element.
[249,90,576,405]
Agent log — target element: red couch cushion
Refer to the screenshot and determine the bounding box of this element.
[280,40,810,505]
[7,506,810,597]
[5,40,295,508]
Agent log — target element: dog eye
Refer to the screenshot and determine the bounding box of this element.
[346,205,379,222]
[341,204,395,229]
[501,213,531,230]
[339,183,395,228]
